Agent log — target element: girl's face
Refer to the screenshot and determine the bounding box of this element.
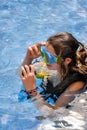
[45,44,72,72]
[45,43,61,71]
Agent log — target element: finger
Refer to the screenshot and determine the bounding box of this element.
[24,65,30,74]
[28,47,35,56]
[39,42,46,46]
[32,46,40,55]
[35,42,46,49]
[29,65,34,73]
[21,66,27,77]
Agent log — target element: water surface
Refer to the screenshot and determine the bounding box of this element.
[0,0,87,130]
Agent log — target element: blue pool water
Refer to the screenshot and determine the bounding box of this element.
[0,0,87,130]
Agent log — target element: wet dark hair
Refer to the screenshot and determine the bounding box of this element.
[47,32,87,79]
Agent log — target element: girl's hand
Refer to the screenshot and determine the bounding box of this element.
[20,65,36,91]
[27,42,46,60]
[22,42,46,66]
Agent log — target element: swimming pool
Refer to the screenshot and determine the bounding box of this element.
[0,0,87,130]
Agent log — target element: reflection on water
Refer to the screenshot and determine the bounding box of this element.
[30,90,87,130]
[0,0,87,130]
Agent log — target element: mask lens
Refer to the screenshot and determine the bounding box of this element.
[40,46,61,64]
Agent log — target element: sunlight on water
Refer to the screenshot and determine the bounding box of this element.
[0,0,87,130]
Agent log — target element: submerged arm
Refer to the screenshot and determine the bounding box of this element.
[32,81,85,110]
[49,81,85,109]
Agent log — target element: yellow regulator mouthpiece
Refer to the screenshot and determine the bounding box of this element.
[35,72,49,79]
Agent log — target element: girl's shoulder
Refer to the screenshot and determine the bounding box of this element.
[68,71,87,83]
[67,72,87,93]
[68,81,85,92]
[55,71,87,96]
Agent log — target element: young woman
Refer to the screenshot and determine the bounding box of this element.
[18,32,87,110]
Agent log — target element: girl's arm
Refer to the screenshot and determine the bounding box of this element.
[49,81,85,110]
[22,50,32,66]
[18,42,46,101]
[32,81,85,110]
